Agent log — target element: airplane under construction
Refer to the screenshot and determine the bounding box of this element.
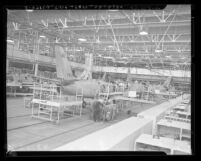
[54,45,110,98]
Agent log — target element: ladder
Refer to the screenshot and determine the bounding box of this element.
[37,103,54,121]
[75,87,83,116]
[31,83,59,122]
[37,84,52,121]
[98,84,110,102]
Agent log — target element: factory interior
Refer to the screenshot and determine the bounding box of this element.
[6,5,191,154]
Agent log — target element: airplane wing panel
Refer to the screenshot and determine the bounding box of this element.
[111,96,156,104]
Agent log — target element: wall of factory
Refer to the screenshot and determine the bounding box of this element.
[53,117,153,151]
[7,44,190,78]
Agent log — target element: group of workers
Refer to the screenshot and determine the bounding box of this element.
[91,99,118,122]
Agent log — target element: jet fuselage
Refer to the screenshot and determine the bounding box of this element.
[61,79,104,98]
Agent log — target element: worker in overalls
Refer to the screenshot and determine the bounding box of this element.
[92,100,103,122]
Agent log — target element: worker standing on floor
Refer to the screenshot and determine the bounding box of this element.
[92,100,103,122]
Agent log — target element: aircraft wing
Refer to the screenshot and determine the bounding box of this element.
[32,75,60,83]
[111,96,156,104]
[155,92,177,97]
[144,90,177,96]
[55,46,75,81]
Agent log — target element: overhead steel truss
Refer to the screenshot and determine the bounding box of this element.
[6,6,191,71]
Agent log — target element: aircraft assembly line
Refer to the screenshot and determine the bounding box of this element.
[6,5,192,155]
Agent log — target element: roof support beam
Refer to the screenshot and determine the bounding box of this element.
[12,22,20,30]
[41,19,49,28]
[155,9,177,50]
[59,18,68,28]
[153,10,175,23]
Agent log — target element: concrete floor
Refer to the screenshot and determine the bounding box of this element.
[7,97,32,118]
[6,96,163,151]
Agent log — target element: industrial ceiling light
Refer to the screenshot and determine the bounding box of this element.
[78,38,87,42]
[26,10,34,12]
[108,10,119,12]
[139,25,148,35]
[122,57,128,59]
[7,39,14,43]
[108,45,114,48]
[155,49,163,53]
[40,35,46,38]
[139,31,148,36]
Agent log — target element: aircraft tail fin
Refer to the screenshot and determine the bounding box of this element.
[55,46,75,81]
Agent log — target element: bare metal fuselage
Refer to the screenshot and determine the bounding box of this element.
[61,79,103,98]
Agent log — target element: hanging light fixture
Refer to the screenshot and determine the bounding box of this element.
[40,35,46,38]
[7,39,14,43]
[26,10,34,12]
[139,18,148,35]
[78,38,87,42]
[139,30,148,35]
[155,49,163,53]
[108,10,119,12]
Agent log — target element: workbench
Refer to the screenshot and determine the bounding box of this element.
[31,98,83,123]
[157,119,191,141]
[134,133,191,154]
